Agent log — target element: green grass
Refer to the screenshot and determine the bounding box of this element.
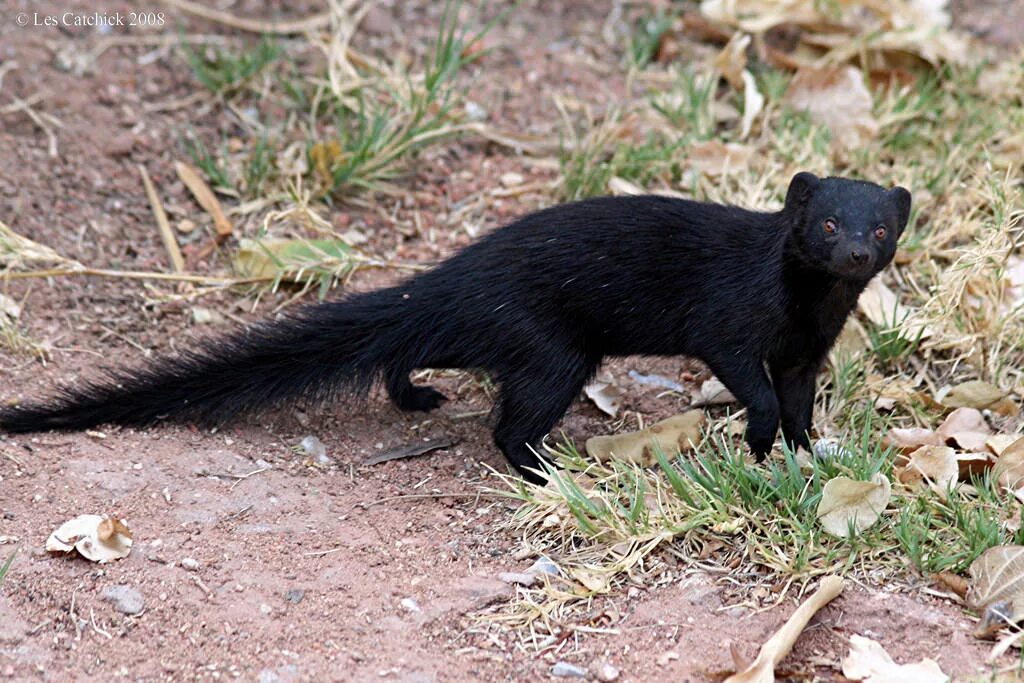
[183,135,233,193]
[316,2,500,197]
[0,550,14,584]
[182,34,281,95]
[627,7,676,69]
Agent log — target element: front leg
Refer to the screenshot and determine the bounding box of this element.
[769,361,820,453]
[704,357,779,461]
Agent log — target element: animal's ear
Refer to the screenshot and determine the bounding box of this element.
[888,186,912,237]
[784,172,819,210]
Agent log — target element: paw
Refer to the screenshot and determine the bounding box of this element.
[746,435,775,462]
[397,385,448,412]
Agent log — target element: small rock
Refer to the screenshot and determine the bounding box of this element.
[498,572,538,587]
[101,585,145,615]
[464,100,488,122]
[400,597,420,613]
[259,603,273,615]
[191,307,215,324]
[500,171,524,187]
[452,576,513,608]
[180,557,200,571]
[299,436,331,464]
[527,556,559,576]
[176,218,196,234]
[814,439,852,460]
[656,651,679,666]
[595,662,620,682]
[551,662,586,678]
[285,588,305,604]
[360,5,391,34]
[104,135,134,158]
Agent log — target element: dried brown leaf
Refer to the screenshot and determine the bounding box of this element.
[784,66,878,149]
[842,635,947,682]
[816,474,891,538]
[994,438,1024,489]
[967,545,1024,627]
[896,445,958,496]
[586,411,705,466]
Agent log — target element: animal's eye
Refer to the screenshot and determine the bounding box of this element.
[874,225,887,240]
[823,219,837,234]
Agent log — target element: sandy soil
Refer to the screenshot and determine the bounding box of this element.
[1,1,1021,681]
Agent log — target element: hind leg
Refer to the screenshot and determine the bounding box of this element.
[386,371,448,412]
[493,352,599,484]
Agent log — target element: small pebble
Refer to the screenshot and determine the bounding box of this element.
[180,558,200,571]
[285,588,305,604]
[814,439,853,460]
[464,100,487,121]
[101,585,145,615]
[400,597,420,613]
[500,171,524,187]
[259,603,273,615]
[527,556,559,576]
[551,662,586,678]
[299,436,331,465]
[595,663,620,682]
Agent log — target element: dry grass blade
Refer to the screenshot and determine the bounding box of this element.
[174,160,233,239]
[138,164,184,274]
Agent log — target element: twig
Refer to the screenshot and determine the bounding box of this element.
[351,491,497,513]
[138,165,184,274]
[364,438,456,465]
[89,607,113,640]
[174,160,233,240]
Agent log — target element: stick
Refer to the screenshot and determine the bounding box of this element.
[725,575,844,683]
[138,165,185,273]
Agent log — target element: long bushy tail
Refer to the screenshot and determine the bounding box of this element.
[0,287,430,433]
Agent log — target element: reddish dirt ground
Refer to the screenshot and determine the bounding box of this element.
[1,1,1021,681]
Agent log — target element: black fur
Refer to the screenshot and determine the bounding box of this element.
[0,173,910,483]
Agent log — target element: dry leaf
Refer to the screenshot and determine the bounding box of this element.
[584,379,623,417]
[967,545,1024,632]
[883,427,941,454]
[724,575,844,683]
[700,377,737,405]
[937,407,989,437]
[688,141,755,177]
[233,238,353,282]
[46,514,133,563]
[994,438,1024,489]
[857,279,929,341]
[938,380,1007,410]
[586,411,705,466]
[569,566,610,593]
[715,32,750,91]
[987,434,1023,457]
[956,452,996,481]
[785,66,877,149]
[932,571,970,599]
[896,445,958,496]
[842,635,947,682]
[816,473,891,538]
[739,69,764,139]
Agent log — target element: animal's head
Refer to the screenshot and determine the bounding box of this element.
[783,172,911,281]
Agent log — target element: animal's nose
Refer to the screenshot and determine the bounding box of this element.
[849,249,867,264]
